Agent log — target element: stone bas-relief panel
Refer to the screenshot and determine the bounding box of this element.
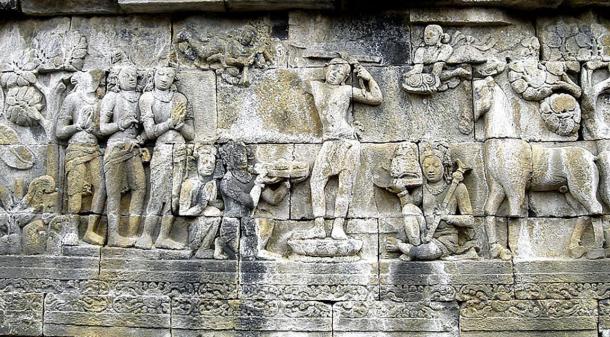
[2,6,610,337]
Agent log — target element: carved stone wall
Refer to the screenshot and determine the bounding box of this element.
[1,2,610,337]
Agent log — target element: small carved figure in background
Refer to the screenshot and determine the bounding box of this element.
[136,67,194,250]
[176,24,274,86]
[403,25,472,95]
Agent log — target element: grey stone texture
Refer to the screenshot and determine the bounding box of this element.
[0,0,18,11]
[1,3,610,337]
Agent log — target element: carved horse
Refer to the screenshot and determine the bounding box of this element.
[473,68,604,259]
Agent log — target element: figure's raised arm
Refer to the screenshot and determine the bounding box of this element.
[352,65,383,106]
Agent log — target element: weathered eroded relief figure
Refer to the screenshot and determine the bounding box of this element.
[218,141,300,260]
[383,143,478,261]
[55,71,106,246]
[1,175,70,255]
[99,64,147,248]
[294,57,382,241]
[508,37,583,137]
[402,25,472,95]
[176,24,274,86]
[135,66,194,250]
[403,24,494,135]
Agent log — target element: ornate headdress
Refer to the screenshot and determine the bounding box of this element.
[420,141,452,182]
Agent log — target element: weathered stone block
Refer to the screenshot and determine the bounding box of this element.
[0,255,98,280]
[507,217,597,259]
[45,325,171,337]
[226,0,334,11]
[448,142,488,216]
[515,259,610,284]
[0,293,43,336]
[514,281,610,300]
[353,66,474,143]
[460,299,598,332]
[176,70,217,143]
[288,11,410,68]
[235,300,332,332]
[217,68,321,143]
[172,298,331,332]
[462,332,597,337]
[410,8,521,25]
[175,332,330,337]
[171,298,238,330]
[240,260,378,301]
[44,293,171,325]
[537,12,609,62]
[0,144,58,193]
[21,0,122,15]
[119,0,225,12]
[100,256,238,298]
[70,16,171,70]
[379,260,513,301]
[599,300,610,332]
[334,301,459,334]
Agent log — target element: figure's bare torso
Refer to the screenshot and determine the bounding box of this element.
[310,81,356,141]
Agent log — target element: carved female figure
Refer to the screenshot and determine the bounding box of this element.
[55,71,106,245]
[100,65,146,248]
[386,143,478,261]
[135,67,194,250]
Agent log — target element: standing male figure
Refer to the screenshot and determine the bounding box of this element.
[100,65,146,248]
[295,57,383,240]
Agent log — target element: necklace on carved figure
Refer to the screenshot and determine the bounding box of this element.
[425,181,447,196]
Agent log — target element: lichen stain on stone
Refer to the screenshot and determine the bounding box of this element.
[253,69,322,137]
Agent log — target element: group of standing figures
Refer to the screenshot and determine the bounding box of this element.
[57,64,194,250]
[11,23,610,262]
